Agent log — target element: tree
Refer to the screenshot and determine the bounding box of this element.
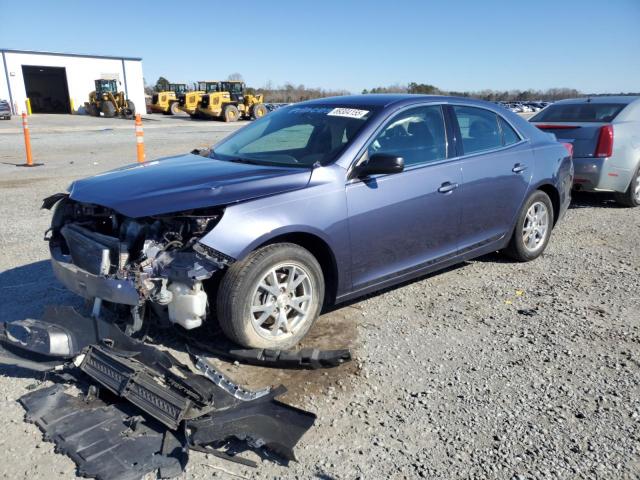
[227,72,244,81]
[407,82,440,94]
[154,77,170,92]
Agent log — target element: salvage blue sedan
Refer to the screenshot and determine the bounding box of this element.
[46,95,573,349]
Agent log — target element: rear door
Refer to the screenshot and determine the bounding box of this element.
[449,105,533,252]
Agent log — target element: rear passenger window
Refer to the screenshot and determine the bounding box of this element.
[499,117,520,146]
[368,105,447,167]
[453,106,501,154]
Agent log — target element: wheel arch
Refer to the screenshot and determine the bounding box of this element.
[534,183,561,226]
[252,231,340,306]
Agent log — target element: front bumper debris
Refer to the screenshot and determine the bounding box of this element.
[0,305,326,479]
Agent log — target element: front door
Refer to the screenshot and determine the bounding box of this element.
[346,105,463,292]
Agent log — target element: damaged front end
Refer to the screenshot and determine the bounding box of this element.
[44,193,232,334]
[0,305,317,479]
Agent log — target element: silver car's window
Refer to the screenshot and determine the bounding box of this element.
[368,105,447,167]
[453,106,502,154]
[531,103,625,123]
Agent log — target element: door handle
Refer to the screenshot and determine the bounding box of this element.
[512,163,528,173]
[438,182,459,193]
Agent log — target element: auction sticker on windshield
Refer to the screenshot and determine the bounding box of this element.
[327,108,369,119]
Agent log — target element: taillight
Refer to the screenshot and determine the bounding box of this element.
[562,142,574,158]
[535,124,580,130]
[595,125,613,158]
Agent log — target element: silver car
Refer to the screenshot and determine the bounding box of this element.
[530,96,640,207]
[0,100,11,120]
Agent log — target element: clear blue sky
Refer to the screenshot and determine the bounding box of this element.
[1,0,638,93]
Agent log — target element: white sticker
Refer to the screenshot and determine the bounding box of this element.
[327,107,369,119]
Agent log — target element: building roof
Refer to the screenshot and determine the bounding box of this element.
[0,48,142,62]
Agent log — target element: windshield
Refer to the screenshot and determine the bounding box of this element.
[531,103,626,123]
[222,82,244,94]
[171,84,187,94]
[96,80,117,94]
[213,105,378,167]
[198,82,220,92]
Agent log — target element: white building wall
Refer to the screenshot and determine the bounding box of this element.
[0,51,145,115]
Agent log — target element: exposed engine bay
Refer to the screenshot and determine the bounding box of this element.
[45,193,231,334]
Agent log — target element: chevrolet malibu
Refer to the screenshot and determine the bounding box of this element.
[46,95,573,349]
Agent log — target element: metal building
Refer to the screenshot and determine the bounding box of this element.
[0,49,145,115]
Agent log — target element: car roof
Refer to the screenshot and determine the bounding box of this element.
[298,94,514,110]
[553,96,640,105]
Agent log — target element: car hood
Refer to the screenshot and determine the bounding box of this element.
[69,154,312,217]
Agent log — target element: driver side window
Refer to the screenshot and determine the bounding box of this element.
[368,105,447,167]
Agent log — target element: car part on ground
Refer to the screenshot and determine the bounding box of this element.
[530,96,640,207]
[20,384,187,480]
[0,304,330,478]
[84,79,135,118]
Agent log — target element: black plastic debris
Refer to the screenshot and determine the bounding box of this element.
[20,384,186,480]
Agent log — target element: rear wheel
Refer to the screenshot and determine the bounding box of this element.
[614,163,640,207]
[169,101,180,115]
[217,243,324,349]
[101,101,116,118]
[222,104,239,122]
[503,190,554,262]
[250,103,268,120]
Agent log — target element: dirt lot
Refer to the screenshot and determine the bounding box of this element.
[0,114,639,479]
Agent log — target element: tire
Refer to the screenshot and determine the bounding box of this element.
[503,190,555,262]
[614,163,640,207]
[169,101,180,115]
[101,101,116,118]
[250,103,268,120]
[86,103,99,116]
[222,104,240,122]
[217,243,325,349]
[126,100,135,117]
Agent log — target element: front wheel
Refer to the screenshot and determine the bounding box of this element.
[614,163,640,207]
[222,104,239,122]
[169,101,181,115]
[217,243,325,349]
[503,190,554,262]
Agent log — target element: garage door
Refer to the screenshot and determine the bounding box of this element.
[22,65,71,114]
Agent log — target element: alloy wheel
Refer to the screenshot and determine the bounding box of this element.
[250,263,313,339]
[522,201,549,252]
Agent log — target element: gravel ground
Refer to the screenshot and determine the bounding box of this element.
[0,114,638,479]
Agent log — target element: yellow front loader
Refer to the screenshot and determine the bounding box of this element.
[177,81,221,118]
[197,81,267,122]
[85,79,135,118]
[149,83,187,115]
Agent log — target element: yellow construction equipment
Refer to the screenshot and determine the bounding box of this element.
[177,81,221,118]
[85,79,135,118]
[149,83,187,115]
[197,80,267,122]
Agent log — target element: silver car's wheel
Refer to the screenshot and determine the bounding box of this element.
[250,263,313,340]
[614,163,640,207]
[522,201,550,253]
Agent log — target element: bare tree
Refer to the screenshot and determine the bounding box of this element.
[227,73,244,81]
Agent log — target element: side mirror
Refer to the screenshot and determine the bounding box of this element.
[357,154,404,178]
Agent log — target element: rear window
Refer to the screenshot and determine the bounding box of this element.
[531,103,625,123]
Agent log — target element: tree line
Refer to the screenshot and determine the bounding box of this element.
[144,76,637,102]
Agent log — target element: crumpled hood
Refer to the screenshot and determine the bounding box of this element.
[69,154,312,217]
